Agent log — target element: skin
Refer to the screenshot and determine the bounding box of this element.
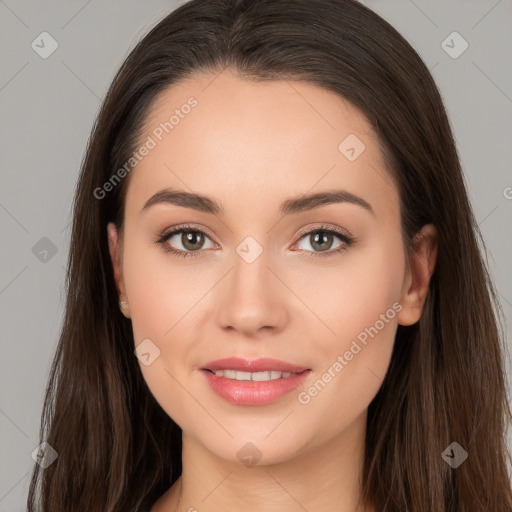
[107,70,437,512]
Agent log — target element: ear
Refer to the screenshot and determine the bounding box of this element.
[397,224,438,326]
[107,222,130,317]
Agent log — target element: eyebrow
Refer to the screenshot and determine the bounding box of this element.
[141,188,375,217]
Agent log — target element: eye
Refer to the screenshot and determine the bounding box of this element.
[293,224,354,258]
[156,223,355,259]
[156,224,216,259]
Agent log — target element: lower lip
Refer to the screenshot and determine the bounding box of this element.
[201,369,311,406]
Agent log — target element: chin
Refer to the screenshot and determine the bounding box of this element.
[193,424,316,467]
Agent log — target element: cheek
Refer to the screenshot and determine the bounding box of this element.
[121,236,214,429]
[122,234,203,343]
[289,234,405,354]
[292,237,405,421]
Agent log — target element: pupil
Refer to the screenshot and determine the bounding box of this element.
[183,231,203,251]
[312,232,332,251]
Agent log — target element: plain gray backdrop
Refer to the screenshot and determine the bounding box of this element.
[1,1,511,509]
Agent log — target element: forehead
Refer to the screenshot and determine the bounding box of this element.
[125,70,398,222]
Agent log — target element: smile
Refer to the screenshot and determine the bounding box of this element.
[200,357,311,406]
[206,369,299,381]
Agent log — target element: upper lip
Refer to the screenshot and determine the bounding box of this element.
[202,357,310,373]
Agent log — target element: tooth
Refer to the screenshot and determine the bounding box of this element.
[251,371,271,381]
[212,369,298,381]
[235,371,252,381]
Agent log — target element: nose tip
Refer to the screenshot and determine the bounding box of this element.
[216,259,288,337]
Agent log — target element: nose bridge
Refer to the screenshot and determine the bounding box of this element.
[230,233,276,299]
[216,232,287,335]
[232,236,272,292]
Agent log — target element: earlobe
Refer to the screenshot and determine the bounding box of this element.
[397,224,438,326]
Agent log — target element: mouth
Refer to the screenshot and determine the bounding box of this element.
[200,357,312,406]
[204,369,302,381]
[202,356,309,373]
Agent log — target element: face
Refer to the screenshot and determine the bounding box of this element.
[108,70,435,466]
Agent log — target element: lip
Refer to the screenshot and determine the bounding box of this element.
[202,357,309,373]
[200,357,311,406]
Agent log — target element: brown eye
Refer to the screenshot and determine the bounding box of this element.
[180,230,205,251]
[156,225,216,258]
[295,227,352,256]
[307,231,336,252]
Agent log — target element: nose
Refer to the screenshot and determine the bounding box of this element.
[215,247,289,338]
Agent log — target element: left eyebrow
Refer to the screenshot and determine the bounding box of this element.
[280,190,375,217]
[141,188,375,217]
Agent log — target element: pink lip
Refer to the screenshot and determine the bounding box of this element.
[200,357,311,406]
[202,357,309,373]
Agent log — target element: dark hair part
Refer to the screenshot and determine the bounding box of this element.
[28,0,512,510]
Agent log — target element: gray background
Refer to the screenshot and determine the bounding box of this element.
[1,0,511,509]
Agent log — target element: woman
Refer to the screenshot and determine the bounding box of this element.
[27,0,512,510]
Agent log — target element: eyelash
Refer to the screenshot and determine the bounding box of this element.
[155,223,355,260]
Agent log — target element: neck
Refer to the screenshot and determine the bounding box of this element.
[156,411,373,512]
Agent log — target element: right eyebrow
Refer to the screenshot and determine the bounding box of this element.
[141,189,223,215]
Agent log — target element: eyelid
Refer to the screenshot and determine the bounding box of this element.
[293,223,352,241]
[159,223,217,243]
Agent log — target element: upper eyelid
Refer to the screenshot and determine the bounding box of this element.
[295,224,351,240]
[161,224,217,244]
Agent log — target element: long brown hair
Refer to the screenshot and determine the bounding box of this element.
[27,1,512,510]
